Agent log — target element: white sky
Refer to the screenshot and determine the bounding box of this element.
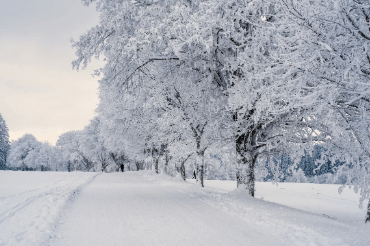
[0,0,104,145]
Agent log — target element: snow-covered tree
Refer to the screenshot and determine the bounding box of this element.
[6,134,41,170]
[0,113,10,170]
[39,142,58,171]
[79,117,115,172]
[56,130,91,171]
[97,83,157,171]
[72,0,235,182]
[23,142,58,171]
[277,0,370,224]
[71,1,370,225]
[147,64,231,185]
[179,0,332,196]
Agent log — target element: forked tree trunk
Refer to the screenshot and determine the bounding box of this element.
[366,199,370,224]
[177,154,192,180]
[236,141,256,197]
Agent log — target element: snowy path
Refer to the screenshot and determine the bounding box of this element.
[50,172,369,246]
[51,172,276,246]
[0,171,98,246]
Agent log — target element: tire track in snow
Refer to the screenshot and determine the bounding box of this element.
[0,177,78,225]
[0,177,70,209]
[0,179,85,225]
[0,172,99,246]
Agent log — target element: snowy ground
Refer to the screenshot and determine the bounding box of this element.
[187,179,368,227]
[1,171,369,246]
[0,171,98,246]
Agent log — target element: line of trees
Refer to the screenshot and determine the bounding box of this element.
[5,134,59,171]
[2,0,370,223]
[72,0,369,223]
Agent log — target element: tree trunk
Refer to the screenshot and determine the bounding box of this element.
[164,152,169,174]
[152,148,159,173]
[196,152,205,187]
[366,199,370,224]
[236,137,256,197]
[180,162,186,181]
[177,154,192,180]
[154,157,159,174]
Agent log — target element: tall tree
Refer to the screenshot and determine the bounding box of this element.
[189,0,334,196]
[0,113,10,170]
[278,0,370,224]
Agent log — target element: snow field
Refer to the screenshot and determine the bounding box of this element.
[0,171,99,246]
[187,180,369,227]
[146,172,370,245]
[1,171,369,246]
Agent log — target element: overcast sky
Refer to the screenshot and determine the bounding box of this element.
[0,0,104,145]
